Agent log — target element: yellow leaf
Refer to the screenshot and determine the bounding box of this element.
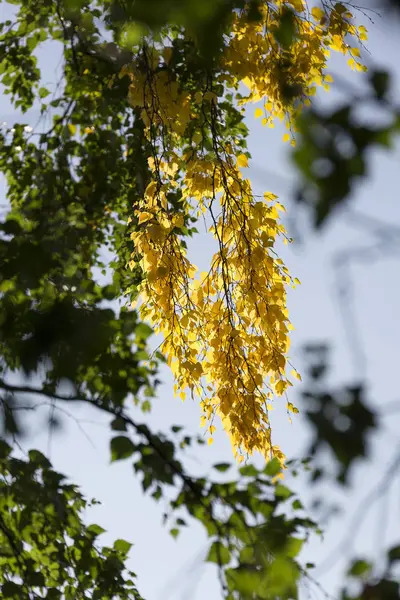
[311,6,324,21]
[358,25,368,41]
[237,154,249,168]
[290,369,302,381]
[68,124,77,135]
[264,192,278,201]
[173,214,185,228]
[288,0,304,12]
[160,193,168,210]
[275,379,287,395]
[283,133,290,143]
[242,76,252,90]
[137,212,153,224]
[348,58,356,70]
[208,437,214,446]
[254,107,263,118]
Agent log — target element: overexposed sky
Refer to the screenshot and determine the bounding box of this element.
[1,3,400,599]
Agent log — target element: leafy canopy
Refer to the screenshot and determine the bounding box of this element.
[0,1,366,461]
[3,1,400,600]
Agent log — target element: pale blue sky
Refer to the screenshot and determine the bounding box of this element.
[1,4,400,599]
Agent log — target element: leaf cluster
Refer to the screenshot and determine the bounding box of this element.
[0,440,142,599]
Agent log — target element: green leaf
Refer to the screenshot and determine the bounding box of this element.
[206,541,231,566]
[213,462,231,472]
[87,523,106,536]
[273,7,296,51]
[239,464,258,477]
[113,538,133,554]
[39,86,50,98]
[142,399,151,412]
[274,484,293,500]
[265,556,299,596]
[286,536,304,558]
[226,567,265,596]
[0,440,12,460]
[111,417,128,432]
[135,322,153,341]
[28,449,51,467]
[171,425,183,433]
[170,528,180,539]
[110,436,135,462]
[388,544,400,564]
[264,457,282,477]
[348,559,372,577]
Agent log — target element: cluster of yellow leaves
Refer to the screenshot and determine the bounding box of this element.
[125,1,366,463]
[132,160,300,462]
[128,63,193,136]
[223,1,367,140]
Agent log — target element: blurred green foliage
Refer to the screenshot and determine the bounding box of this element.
[293,69,400,227]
